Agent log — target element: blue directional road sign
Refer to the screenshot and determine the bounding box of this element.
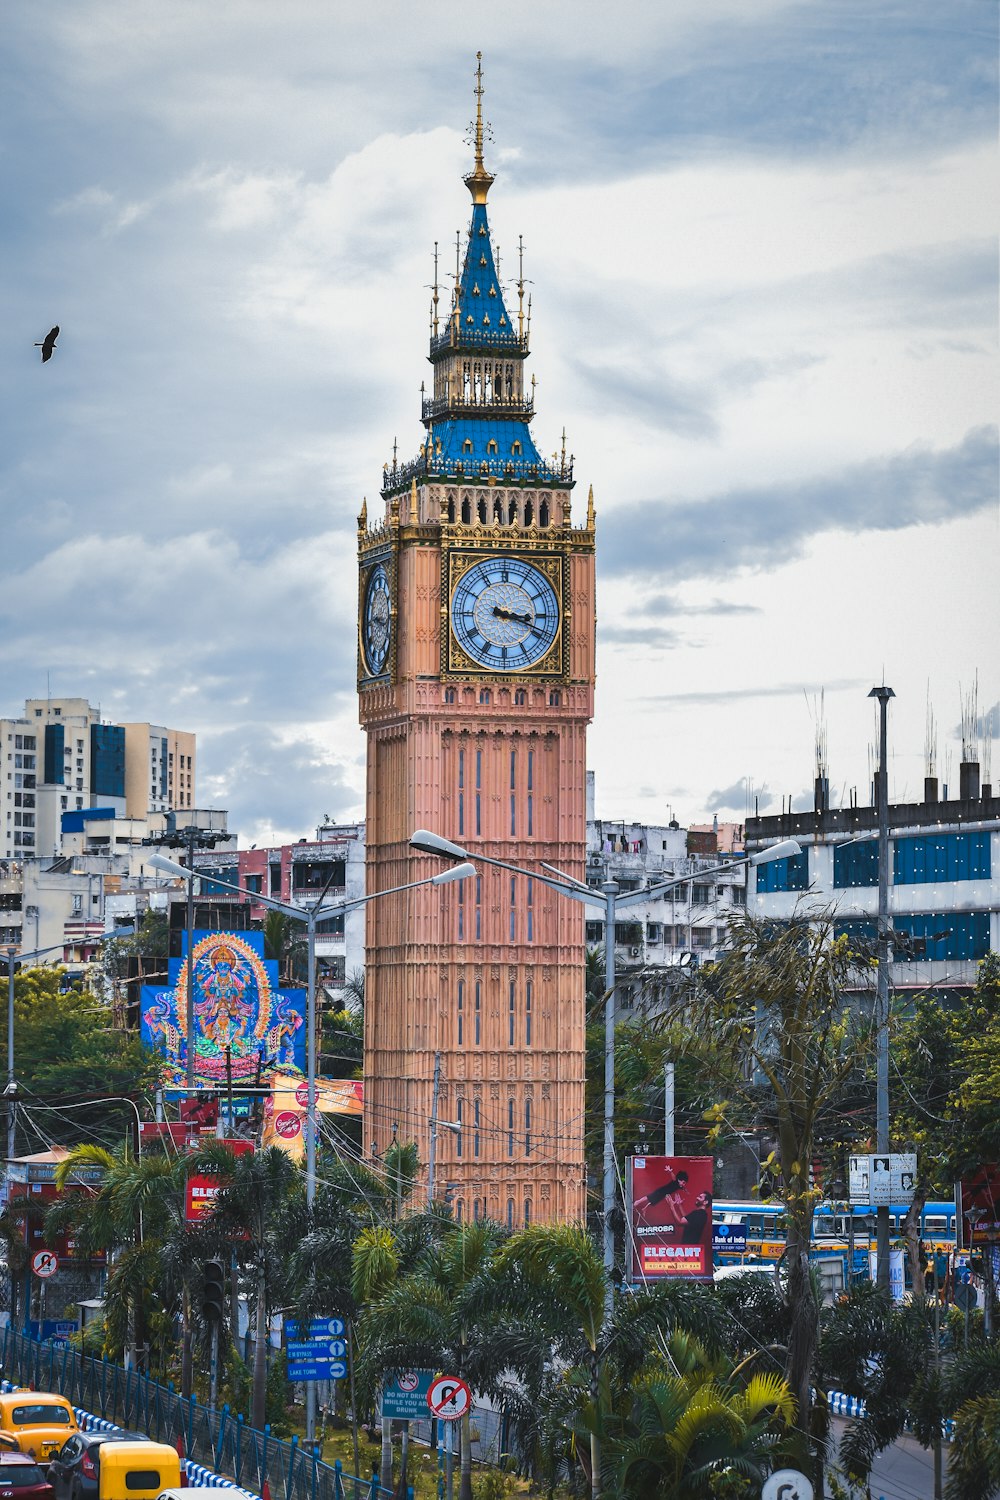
[286,1317,347,1381]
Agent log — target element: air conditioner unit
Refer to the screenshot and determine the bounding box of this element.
[629,946,641,957]
[588,853,602,866]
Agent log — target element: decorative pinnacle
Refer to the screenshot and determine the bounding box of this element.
[464,52,495,205]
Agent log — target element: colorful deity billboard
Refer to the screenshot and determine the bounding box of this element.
[626,1155,714,1282]
[141,929,305,1094]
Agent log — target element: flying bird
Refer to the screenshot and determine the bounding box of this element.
[35,326,59,362]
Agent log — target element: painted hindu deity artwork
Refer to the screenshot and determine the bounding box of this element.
[141,930,305,1093]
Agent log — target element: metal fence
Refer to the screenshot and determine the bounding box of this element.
[0,1328,405,1500]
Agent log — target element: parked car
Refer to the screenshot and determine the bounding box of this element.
[0,1452,55,1500]
[47,1433,146,1500]
[0,1397,77,1464]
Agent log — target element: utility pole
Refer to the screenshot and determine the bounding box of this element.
[869,684,895,1293]
[6,948,16,1165]
[602,879,618,1322]
[427,1051,441,1207]
[664,1062,675,1156]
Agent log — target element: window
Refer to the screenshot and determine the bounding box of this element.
[445,687,456,704]
[837,912,990,962]
[292,860,345,891]
[508,1099,515,1156]
[525,979,532,1045]
[511,441,522,455]
[510,749,516,835]
[458,749,465,836]
[510,875,517,942]
[894,831,991,885]
[457,873,465,941]
[514,689,526,706]
[524,1099,532,1157]
[646,923,662,942]
[475,874,481,940]
[509,980,516,1045]
[486,439,498,454]
[524,1199,531,1225]
[269,865,281,895]
[244,874,262,895]
[455,1099,463,1157]
[527,877,534,942]
[527,749,533,836]
[474,980,481,1045]
[692,928,713,948]
[457,979,464,1045]
[833,841,877,889]
[585,921,603,943]
[691,884,712,904]
[475,749,482,835]
[473,1099,480,1157]
[549,690,561,706]
[754,851,809,893]
[463,438,473,453]
[506,1198,515,1229]
[479,689,491,705]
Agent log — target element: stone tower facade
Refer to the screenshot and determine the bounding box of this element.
[357,59,595,1227]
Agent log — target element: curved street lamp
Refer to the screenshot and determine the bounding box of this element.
[411,827,801,1313]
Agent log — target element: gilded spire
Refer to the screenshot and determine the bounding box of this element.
[464,52,495,205]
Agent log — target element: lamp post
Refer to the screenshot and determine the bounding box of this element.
[869,684,895,1293]
[410,827,801,1312]
[148,849,473,1440]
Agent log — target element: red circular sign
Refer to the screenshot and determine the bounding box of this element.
[31,1251,59,1279]
[427,1376,471,1421]
[295,1082,310,1108]
[273,1111,302,1139]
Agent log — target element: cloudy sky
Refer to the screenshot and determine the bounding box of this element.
[2,1,997,845]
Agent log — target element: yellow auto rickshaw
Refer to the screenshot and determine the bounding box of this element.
[96,1442,180,1500]
[0,1392,77,1462]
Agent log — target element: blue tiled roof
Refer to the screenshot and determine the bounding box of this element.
[455,204,519,349]
[431,417,543,467]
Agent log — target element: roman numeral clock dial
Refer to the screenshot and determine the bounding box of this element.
[449,555,561,673]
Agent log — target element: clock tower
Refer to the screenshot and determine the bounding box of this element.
[357,57,595,1227]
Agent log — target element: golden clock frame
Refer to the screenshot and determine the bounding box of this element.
[357,549,397,686]
[441,545,568,680]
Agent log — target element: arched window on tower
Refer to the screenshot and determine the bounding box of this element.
[549,689,561,707]
[515,689,526,706]
[461,497,471,524]
[506,1198,514,1230]
[493,496,503,521]
[487,439,498,455]
[539,500,549,527]
[478,496,487,523]
[463,438,473,454]
[524,499,533,525]
[508,497,517,524]
[479,689,491,706]
[448,496,456,522]
[511,440,522,456]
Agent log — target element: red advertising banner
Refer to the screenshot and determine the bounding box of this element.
[627,1155,714,1281]
[185,1173,221,1222]
[960,1165,1000,1246]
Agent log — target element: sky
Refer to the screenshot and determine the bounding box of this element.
[1,1,997,845]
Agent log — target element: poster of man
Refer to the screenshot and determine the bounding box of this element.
[627,1155,714,1281]
[960,1165,1000,1245]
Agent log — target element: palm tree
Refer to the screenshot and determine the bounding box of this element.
[493,1223,607,1500]
[586,1329,795,1499]
[210,1146,305,1429]
[354,1218,507,1500]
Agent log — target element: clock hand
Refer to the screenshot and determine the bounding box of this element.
[493,606,532,625]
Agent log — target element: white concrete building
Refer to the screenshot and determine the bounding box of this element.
[0,697,197,862]
[584,774,748,1015]
[746,765,999,992]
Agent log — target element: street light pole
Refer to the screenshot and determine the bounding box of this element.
[410,828,801,1303]
[869,684,895,1292]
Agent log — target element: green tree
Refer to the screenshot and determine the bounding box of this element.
[666,910,876,1459]
[584,1328,794,1499]
[210,1145,305,1430]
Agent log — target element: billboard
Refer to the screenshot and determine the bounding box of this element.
[627,1155,714,1281]
[960,1165,1000,1246]
[141,930,305,1095]
[262,1074,364,1160]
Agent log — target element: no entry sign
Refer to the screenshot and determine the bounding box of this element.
[427,1375,471,1421]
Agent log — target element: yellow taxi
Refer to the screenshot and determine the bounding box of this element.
[0,1393,78,1462]
[95,1442,179,1500]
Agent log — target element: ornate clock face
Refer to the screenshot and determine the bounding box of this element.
[451,556,560,671]
[362,563,392,677]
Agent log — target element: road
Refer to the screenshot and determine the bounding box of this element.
[829,1416,944,1500]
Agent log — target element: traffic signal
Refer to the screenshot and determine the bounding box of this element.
[202,1259,225,1324]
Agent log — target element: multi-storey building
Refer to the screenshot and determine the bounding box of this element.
[583,776,748,1014]
[357,62,595,1227]
[746,760,999,991]
[193,820,366,999]
[0,698,196,861]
